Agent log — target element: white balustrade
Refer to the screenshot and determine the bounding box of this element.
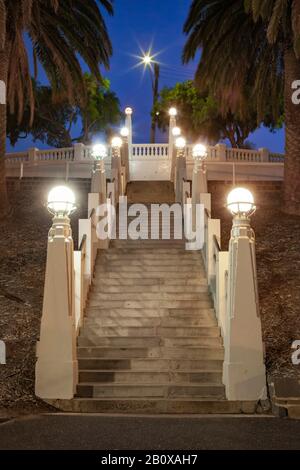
[132,144,169,158]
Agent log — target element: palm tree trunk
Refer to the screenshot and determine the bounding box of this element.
[0,48,9,218]
[283,48,300,215]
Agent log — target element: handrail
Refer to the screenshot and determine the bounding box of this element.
[79,234,87,252]
[204,208,210,219]
[213,234,221,252]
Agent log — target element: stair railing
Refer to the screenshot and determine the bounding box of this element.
[197,190,267,401]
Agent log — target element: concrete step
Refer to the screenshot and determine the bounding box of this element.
[91,285,208,294]
[96,255,203,267]
[78,370,223,384]
[88,293,211,302]
[76,383,225,399]
[83,317,217,327]
[95,265,202,273]
[48,398,256,414]
[101,249,200,255]
[85,308,216,318]
[77,346,224,360]
[88,300,213,309]
[81,325,220,337]
[98,253,203,260]
[78,336,222,348]
[92,278,207,287]
[77,358,223,371]
[92,272,206,279]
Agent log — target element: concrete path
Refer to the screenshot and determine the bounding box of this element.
[0,414,300,450]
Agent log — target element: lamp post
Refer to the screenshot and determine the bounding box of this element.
[120,126,130,183]
[223,187,266,401]
[91,144,107,202]
[192,143,208,194]
[111,136,123,200]
[35,186,78,399]
[125,107,133,159]
[191,143,208,230]
[175,136,187,203]
[168,108,178,183]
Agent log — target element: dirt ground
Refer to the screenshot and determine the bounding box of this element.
[0,186,299,418]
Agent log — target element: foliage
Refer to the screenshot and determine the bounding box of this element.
[7,75,123,148]
[4,0,114,124]
[153,80,282,148]
[182,0,284,124]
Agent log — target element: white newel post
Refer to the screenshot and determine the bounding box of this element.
[74,143,85,161]
[91,159,107,202]
[175,138,186,203]
[168,108,177,181]
[29,147,38,163]
[223,190,266,401]
[121,138,130,184]
[35,215,78,399]
[79,218,93,284]
[216,143,227,161]
[111,138,123,202]
[259,148,270,163]
[125,107,133,161]
[175,154,186,203]
[191,145,209,229]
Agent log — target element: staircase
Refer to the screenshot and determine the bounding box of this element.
[42,183,254,414]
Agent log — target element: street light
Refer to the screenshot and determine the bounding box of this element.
[47,186,76,217]
[111,136,123,149]
[227,187,256,217]
[120,127,129,138]
[192,143,207,160]
[125,107,133,115]
[175,137,186,149]
[172,127,181,137]
[92,143,107,160]
[143,54,153,66]
[169,107,177,117]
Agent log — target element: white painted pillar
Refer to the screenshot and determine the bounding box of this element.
[28,147,38,163]
[223,216,267,401]
[121,136,130,183]
[74,143,85,161]
[259,147,269,163]
[216,143,227,161]
[192,159,208,229]
[35,217,78,399]
[111,146,122,202]
[79,217,94,285]
[169,114,177,181]
[91,158,107,203]
[216,250,229,337]
[125,107,133,160]
[175,150,187,203]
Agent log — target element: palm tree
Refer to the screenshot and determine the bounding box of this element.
[0,0,113,217]
[183,0,300,215]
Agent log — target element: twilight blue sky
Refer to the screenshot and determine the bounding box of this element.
[7,0,285,153]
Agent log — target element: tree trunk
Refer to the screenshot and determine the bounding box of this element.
[283,48,300,215]
[0,48,9,218]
